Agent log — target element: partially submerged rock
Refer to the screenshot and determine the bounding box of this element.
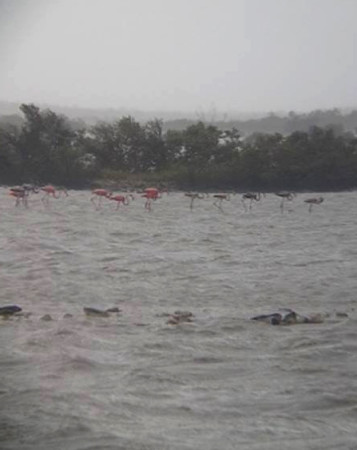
[63,313,73,319]
[105,307,120,313]
[40,314,53,321]
[0,305,22,317]
[251,309,324,325]
[167,311,194,325]
[335,311,349,318]
[83,307,120,317]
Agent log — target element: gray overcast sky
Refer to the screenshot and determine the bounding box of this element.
[0,0,356,114]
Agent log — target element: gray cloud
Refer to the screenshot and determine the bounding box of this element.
[1,0,356,114]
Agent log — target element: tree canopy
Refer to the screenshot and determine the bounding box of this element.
[0,104,356,190]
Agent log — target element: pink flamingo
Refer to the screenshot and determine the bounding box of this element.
[141,190,159,211]
[91,188,112,209]
[141,187,164,211]
[9,184,39,207]
[109,194,130,210]
[41,185,61,206]
[9,187,28,207]
[144,187,161,199]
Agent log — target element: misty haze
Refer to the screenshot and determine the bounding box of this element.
[1,1,357,450]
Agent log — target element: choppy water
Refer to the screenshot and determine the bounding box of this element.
[1,189,357,450]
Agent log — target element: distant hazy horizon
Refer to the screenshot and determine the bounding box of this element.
[1,99,356,125]
[1,0,356,114]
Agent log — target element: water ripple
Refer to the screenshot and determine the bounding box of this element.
[1,190,357,449]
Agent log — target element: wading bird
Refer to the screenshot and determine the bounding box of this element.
[41,185,66,206]
[41,186,66,205]
[275,191,295,212]
[304,196,324,213]
[109,194,130,209]
[142,191,156,211]
[184,192,205,210]
[242,192,261,211]
[9,186,28,207]
[141,187,164,211]
[9,184,38,207]
[22,184,39,194]
[144,187,161,199]
[91,188,112,209]
[213,193,230,211]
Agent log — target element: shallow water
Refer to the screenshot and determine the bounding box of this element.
[1,189,357,449]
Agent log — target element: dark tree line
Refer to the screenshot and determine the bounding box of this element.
[164,108,357,136]
[0,104,356,190]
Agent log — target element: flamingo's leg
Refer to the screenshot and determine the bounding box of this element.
[280,199,284,212]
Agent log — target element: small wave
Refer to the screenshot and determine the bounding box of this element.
[192,356,226,364]
[60,355,100,372]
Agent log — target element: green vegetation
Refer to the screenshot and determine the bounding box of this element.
[0,103,356,190]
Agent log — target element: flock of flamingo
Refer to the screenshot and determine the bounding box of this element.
[6,184,324,213]
[185,190,323,213]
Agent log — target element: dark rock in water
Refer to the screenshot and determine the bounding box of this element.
[251,309,323,325]
[63,313,73,319]
[0,305,22,317]
[251,311,296,325]
[83,307,109,317]
[83,307,121,317]
[167,311,194,325]
[335,311,348,318]
[174,311,193,318]
[106,307,120,313]
[83,306,121,317]
[40,314,53,321]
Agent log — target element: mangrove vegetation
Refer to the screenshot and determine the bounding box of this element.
[0,104,356,191]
